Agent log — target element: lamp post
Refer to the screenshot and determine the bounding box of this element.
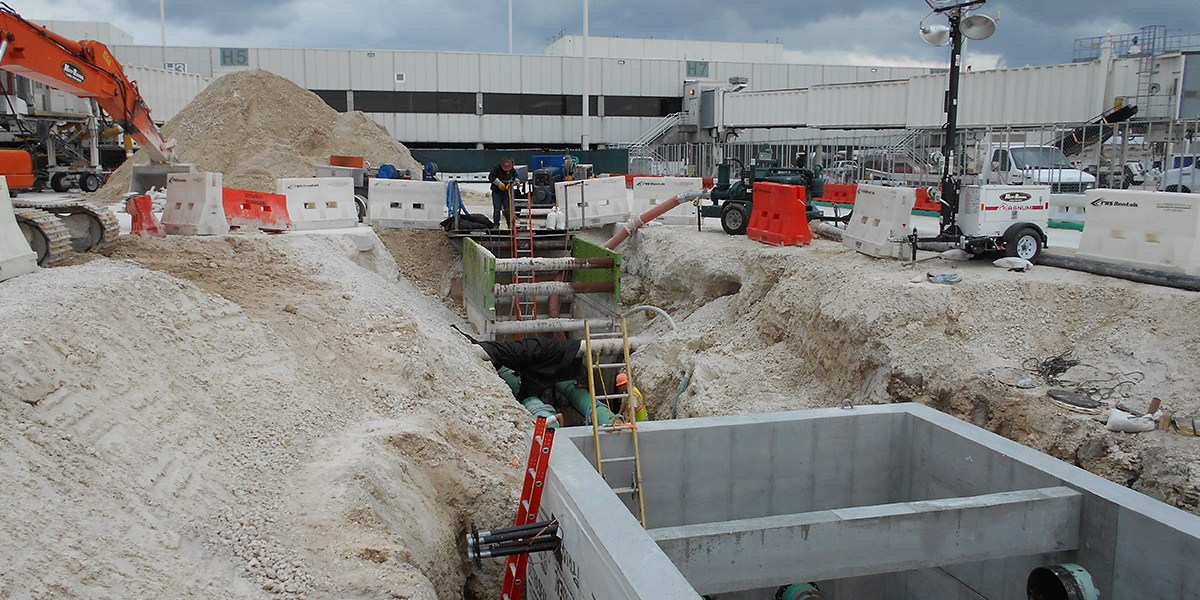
[919,0,992,236]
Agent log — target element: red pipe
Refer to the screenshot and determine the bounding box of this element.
[603,190,708,250]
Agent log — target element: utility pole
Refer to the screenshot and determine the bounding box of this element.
[581,0,590,151]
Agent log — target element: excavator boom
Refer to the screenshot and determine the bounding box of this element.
[0,6,174,162]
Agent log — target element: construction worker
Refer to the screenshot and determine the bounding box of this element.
[614,372,647,422]
[489,157,516,229]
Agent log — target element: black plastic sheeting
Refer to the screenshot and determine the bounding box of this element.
[476,338,583,400]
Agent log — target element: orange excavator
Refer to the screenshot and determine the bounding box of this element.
[0,5,190,264]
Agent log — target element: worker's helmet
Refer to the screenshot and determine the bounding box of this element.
[615,373,628,387]
[500,157,514,171]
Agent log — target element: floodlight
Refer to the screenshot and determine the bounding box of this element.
[920,22,952,47]
[961,14,996,40]
[924,0,960,8]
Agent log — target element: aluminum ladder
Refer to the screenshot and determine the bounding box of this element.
[583,319,647,528]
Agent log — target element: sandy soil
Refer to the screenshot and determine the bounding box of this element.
[0,229,529,599]
[93,70,423,203]
[2,216,1199,600]
[619,223,1200,513]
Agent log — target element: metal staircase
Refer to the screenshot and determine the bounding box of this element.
[628,112,685,158]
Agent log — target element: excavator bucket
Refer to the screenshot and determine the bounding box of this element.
[129,162,198,195]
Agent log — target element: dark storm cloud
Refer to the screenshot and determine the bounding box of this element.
[29,0,1200,67]
[113,0,297,35]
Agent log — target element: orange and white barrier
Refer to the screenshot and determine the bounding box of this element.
[163,172,229,236]
[277,177,357,231]
[367,179,447,229]
[556,176,629,229]
[0,180,37,281]
[841,184,915,258]
[1077,189,1200,275]
[126,193,165,237]
[223,187,291,231]
[746,182,812,246]
[632,177,702,225]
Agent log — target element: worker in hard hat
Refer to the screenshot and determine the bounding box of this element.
[489,157,516,229]
[614,372,647,422]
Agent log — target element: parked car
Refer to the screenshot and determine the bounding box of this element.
[1159,160,1199,193]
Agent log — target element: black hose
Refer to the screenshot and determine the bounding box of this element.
[1039,253,1200,292]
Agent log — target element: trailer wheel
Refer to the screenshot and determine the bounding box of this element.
[720,203,749,235]
[79,173,101,193]
[1006,227,1042,262]
[50,173,71,193]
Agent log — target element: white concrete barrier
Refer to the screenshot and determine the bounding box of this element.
[367,179,446,229]
[842,184,915,258]
[163,172,229,236]
[557,176,629,229]
[1077,189,1200,275]
[0,180,37,281]
[277,177,357,231]
[1049,193,1088,225]
[632,177,702,225]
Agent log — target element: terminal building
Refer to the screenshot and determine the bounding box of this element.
[3,20,1199,177]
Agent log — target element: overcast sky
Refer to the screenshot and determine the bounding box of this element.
[15,0,1199,71]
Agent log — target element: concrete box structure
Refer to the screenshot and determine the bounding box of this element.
[162,172,229,236]
[1076,189,1200,275]
[841,184,914,259]
[531,404,1200,599]
[367,179,446,229]
[958,185,1051,238]
[0,182,37,282]
[276,177,358,231]
[632,177,702,225]
[557,176,630,229]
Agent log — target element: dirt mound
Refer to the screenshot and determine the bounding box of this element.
[95,70,422,202]
[0,231,528,599]
[621,225,1200,514]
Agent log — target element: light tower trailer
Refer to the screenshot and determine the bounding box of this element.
[948,184,1051,261]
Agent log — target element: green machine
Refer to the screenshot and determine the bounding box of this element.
[700,144,825,235]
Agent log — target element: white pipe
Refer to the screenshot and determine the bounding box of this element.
[508,0,513,54]
[621,305,677,331]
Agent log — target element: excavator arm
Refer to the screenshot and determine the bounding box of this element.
[0,5,175,162]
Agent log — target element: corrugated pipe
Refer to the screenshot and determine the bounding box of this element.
[603,190,711,249]
[811,222,843,242]
[621,305,677,331]
[556,380,615,426]
[1039,254,1200,291]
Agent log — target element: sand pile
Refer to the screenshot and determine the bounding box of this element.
[0,230,528,599]
[95,70,422,202]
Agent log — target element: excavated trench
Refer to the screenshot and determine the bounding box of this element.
[612,226,1200,515]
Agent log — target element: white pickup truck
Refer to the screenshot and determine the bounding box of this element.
[1159,157,1199,193]
[979,145,1096,195]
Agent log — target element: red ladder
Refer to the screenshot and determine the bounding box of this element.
[500,416,556,600]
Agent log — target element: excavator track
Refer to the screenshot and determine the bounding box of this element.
[12,199,120,263]
[14,207,72,266]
